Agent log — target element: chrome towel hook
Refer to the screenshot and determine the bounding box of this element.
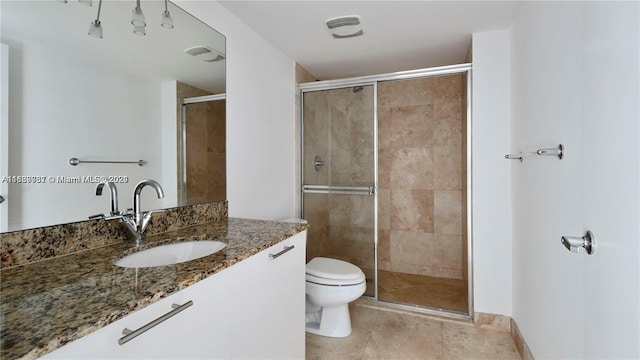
[561,230,595,255]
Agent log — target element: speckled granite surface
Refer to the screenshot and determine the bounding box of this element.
[0,201,227,269]
[0,217,307,360]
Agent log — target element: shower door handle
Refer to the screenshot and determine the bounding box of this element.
[302,185,375,195]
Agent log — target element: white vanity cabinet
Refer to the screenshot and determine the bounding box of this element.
[42,260,235,359]
[42,230,307,359]
[229,231,306,359]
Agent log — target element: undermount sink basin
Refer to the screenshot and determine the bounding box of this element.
[115,240,227,268]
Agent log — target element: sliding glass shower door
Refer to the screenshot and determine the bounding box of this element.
[301,85,377,297]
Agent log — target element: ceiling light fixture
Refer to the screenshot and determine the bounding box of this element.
[325,15,364,39]
[161,0,174,29]
[133,24,146,36]
[62,0,175,39]
[87,0,103,39]
[131,0,147,36]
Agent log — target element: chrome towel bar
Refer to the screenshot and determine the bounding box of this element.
[505,144,563,162]
[69,157,147,166]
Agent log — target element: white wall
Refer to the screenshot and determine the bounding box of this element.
[160,81,178,208]
[582,3,639,357]
[177,1,297,220]
[511,1,640,358]
[0,44,9,232]
[471,29,512,316]
[4,37,164,230]
[511,3,585,358]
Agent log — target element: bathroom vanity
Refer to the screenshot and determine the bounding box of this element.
[0,218,307,359]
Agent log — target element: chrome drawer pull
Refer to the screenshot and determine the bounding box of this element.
[269,245,294,260]
[118,301,193,345]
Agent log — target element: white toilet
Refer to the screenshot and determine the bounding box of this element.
[305,257,366,338]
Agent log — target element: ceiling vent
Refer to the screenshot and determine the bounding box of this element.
[184,46,225,62]
[325,15,364,39]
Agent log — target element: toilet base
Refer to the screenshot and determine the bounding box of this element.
[305,304,352,338]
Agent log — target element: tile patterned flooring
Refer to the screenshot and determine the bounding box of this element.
[306,302,521,360]
[377,270,468,313]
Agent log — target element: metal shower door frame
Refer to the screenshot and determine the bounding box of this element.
[299,82,379,298]
[299,63,473,319]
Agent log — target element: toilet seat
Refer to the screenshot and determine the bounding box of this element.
[306,257,365,286]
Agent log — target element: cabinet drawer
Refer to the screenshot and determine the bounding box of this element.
[42,270,233,359]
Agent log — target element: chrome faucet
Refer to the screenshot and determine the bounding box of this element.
[97,179,165,245]
[131,179,165,235]
[89,181,120,219]
[96,181,119,216]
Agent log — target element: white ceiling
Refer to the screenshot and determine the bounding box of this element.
[219,0,522,80]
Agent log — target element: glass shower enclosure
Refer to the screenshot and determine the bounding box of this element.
[301,85,377,297]
[300,64,472,317]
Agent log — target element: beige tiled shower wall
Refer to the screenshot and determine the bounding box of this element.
[378,75,466,280]
[177,82,226,205]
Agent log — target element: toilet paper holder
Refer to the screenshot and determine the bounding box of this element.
[561,230,595,255]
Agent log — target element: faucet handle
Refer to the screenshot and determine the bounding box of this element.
[104,213,125,221]
[89,213,106,220]
[141,209,165,222]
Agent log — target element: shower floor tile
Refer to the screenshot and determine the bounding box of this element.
[305,302,521,360]
[377,270,468,313]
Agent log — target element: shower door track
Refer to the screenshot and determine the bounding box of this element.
[299,63,470,92]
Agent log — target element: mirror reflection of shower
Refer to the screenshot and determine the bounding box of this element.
[179,88,226,206]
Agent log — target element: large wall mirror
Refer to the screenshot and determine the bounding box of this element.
[0,0,226,232]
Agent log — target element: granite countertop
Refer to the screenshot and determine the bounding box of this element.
[0,218,307,360]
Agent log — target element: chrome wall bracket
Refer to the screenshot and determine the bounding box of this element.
[505,144,563,162]
[561,230,595,255]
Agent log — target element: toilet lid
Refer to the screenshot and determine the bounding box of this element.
[306,257,365,283]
